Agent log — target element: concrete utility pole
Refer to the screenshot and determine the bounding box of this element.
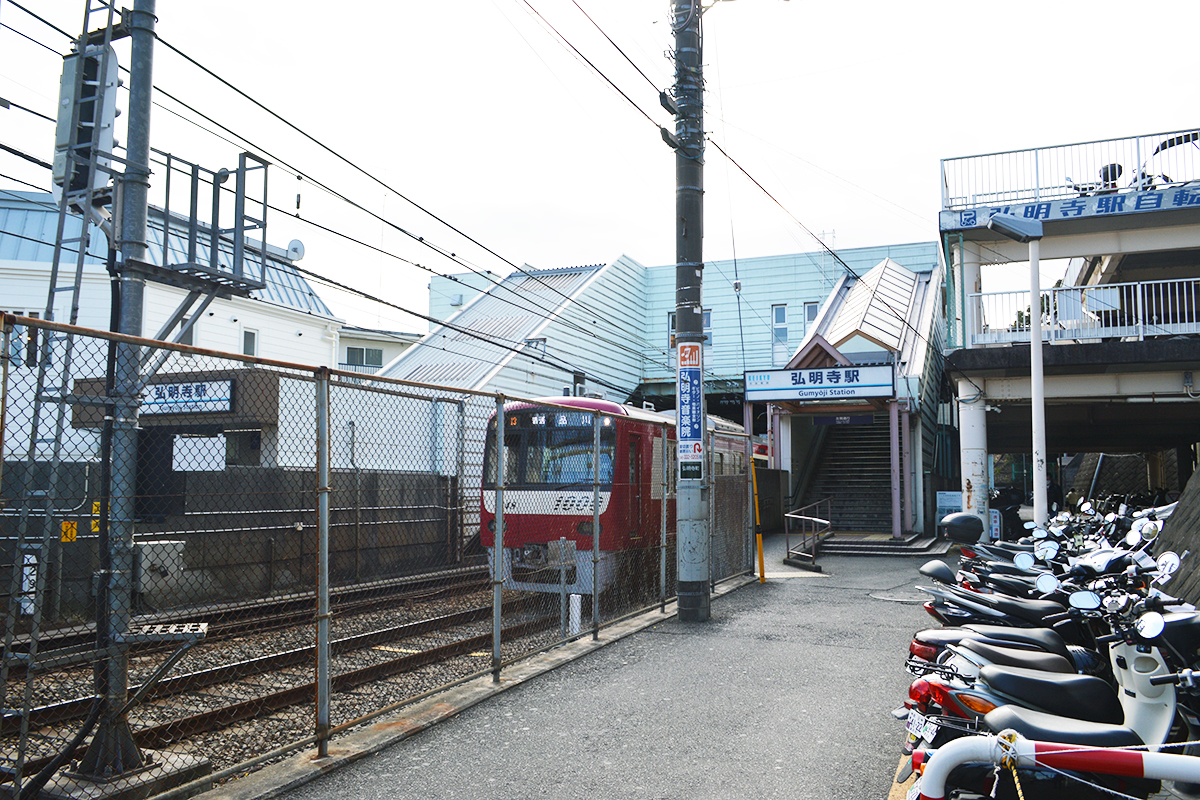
[669,0,709,622]
[76,0,156,778]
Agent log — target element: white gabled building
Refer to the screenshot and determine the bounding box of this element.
[1,191,341,364]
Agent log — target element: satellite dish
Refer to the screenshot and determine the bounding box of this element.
[287,239,306,261]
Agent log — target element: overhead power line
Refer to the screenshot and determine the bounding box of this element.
[0,12,684,377]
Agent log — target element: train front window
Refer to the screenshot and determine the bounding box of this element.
[541,429,614,485]
[483,413,615,487]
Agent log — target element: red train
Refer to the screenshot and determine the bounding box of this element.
[480,397,748,595]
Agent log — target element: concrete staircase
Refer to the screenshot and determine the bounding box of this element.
[795,417,949,556]
[799,418,895,533]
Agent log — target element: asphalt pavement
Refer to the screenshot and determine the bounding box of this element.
[199,534,938,800]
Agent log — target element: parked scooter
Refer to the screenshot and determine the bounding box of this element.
[895,504,1191,799]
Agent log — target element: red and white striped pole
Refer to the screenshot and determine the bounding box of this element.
[914,731,1200,800]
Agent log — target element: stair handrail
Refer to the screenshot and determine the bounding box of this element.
[784,497,832,565]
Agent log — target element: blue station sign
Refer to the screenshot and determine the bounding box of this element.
[744,364,894,403]
[141,379,234,415]
[940,186,1200,233]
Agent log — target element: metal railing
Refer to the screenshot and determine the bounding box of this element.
[784,497,831,567]
[336,363,382,375]
[941,128,1200,210]
[966,277,1200,346]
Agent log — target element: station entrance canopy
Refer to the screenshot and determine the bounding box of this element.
[746,363,894,407]
[744,334,896,415]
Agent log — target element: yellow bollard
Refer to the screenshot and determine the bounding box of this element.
[752,463,764,583]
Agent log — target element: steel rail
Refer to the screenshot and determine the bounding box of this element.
[1,597,538,732]
[0,616,554,780]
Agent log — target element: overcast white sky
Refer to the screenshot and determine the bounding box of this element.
[3,1,1198,332]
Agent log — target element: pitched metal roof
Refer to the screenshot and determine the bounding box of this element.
[0,190,335,318]
[824,258,918,353]
[382,264,602,391]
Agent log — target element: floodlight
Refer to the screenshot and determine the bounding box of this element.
[987,213,1043,244]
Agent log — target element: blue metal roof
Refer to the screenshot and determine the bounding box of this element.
[0,190,334,318]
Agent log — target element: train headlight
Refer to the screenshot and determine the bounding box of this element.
[576,520,601,537]
[486,519,507,533]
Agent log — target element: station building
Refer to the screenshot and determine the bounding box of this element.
[390,241,952,538]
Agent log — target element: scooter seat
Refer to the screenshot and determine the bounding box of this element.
[980,665,1123,724]
[946,585,1066,627]
[962,624,1072,662]
[958,639,1073,674]
[984,704,1142,748]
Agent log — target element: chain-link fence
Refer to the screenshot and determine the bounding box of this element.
[0,313,752,796]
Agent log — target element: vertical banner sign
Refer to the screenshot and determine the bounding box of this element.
[677,342,703,480]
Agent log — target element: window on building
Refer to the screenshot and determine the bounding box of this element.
[667,310,712,350]
[772,304,788,366]
[242,328,258,357]
[2,311,38,368]
[346,346,383,367]
[805,301,820,331]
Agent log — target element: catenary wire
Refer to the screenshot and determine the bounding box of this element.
[0,21,684,378]
[707,136,987,397]
[567,0,661,94]
[0,186,632,394]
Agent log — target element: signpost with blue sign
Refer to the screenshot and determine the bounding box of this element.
[677,342,703,480]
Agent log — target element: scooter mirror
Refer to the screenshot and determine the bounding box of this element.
[1032,528,1048,539]
[1125,530,1142,547]
[1080,502,1094,514]
[1035,573,1060,595]
[1057,512,1071,523]
[1141,521,1160,541]
[1156,551,1181,582]
[1070,590,1102,610]
[1106,513,1118,523]
[1024,521,1037,530]
[1135,611,1166,639]
[1013,552,1036,571]
[1034,540,1059,560]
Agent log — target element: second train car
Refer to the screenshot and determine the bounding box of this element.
[480,396,747,596]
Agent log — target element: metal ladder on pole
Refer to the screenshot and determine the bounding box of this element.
[0,1,122,788]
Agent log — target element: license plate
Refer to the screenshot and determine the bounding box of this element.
[906,775,922,800]
[906,708,938,743]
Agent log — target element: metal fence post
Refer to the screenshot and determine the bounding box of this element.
[708,428,716,590]
[315,367,331,757]
[591,412,601,640]
[559,537,568,638]
[492,396,506,682]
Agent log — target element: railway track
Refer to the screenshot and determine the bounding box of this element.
[4,596,540,732]
[0,564,491,676]
[0,585,562,781]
